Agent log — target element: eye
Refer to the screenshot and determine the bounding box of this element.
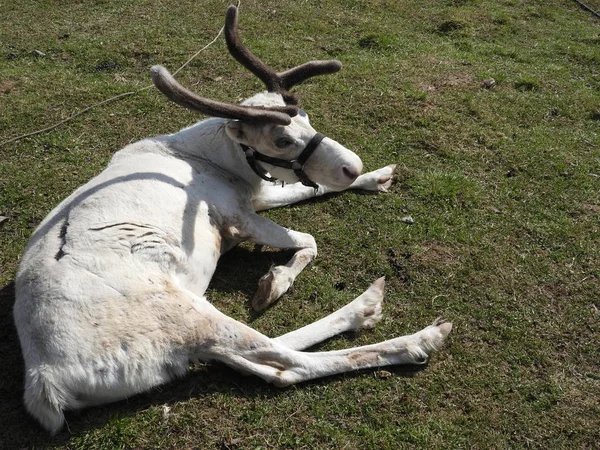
[274,137,295,148]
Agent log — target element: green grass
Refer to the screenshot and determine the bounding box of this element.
[1,0,599,448]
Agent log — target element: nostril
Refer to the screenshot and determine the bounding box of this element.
[342,165,360,181]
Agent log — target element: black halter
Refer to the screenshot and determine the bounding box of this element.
[241,132,325,190]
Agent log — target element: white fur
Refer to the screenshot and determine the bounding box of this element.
[14,92,450,434]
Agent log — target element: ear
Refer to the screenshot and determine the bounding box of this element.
[225,121,249,143]
[298,109,310,123]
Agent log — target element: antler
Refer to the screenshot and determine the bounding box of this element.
[151,6,339,122]
[225,5,342,105]
[151,65,298,125]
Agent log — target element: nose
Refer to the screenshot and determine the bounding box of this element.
[342,165,360,182]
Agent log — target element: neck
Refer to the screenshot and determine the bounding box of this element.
[161,118,265,190]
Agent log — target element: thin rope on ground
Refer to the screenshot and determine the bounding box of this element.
[172,25,224,77]
[571,0,600,18]
[0,91,137,147]
[0,1,236,148]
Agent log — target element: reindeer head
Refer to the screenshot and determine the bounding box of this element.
[151,5,362,190]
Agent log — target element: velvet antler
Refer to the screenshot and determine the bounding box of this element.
[225,5,342,105]
[151,66,298,124]
[151,6,338,121]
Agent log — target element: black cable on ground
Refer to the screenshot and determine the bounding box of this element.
[572,0,600,19]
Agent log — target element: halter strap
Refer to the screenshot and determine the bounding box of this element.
[241,132,325,190]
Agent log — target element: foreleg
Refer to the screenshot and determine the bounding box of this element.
[252,164,397,211]
[240,213,317,310]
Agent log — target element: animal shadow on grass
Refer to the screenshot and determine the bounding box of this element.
[211,245,293,297]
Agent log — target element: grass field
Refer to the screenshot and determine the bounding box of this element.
[1,0,599,448]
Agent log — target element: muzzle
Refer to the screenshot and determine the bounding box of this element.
[241,132,326,190]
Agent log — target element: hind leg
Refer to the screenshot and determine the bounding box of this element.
[273,277,385,351]
[200,305,452,387]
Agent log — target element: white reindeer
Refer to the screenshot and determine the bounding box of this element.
[13,6,452,434]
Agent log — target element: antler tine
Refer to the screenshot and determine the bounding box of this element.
[151,65,297,124]
[225,5,342,105]
[279,60,343,90]
[225,6,281,94]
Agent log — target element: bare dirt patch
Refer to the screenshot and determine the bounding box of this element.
[413,242,461,268]
[0,80,16,95]
[418,72,474,93]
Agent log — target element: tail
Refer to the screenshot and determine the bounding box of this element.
[23,366,68,435]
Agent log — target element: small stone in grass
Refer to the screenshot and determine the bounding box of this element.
[482,78,496,89]
[376,370,392,379]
